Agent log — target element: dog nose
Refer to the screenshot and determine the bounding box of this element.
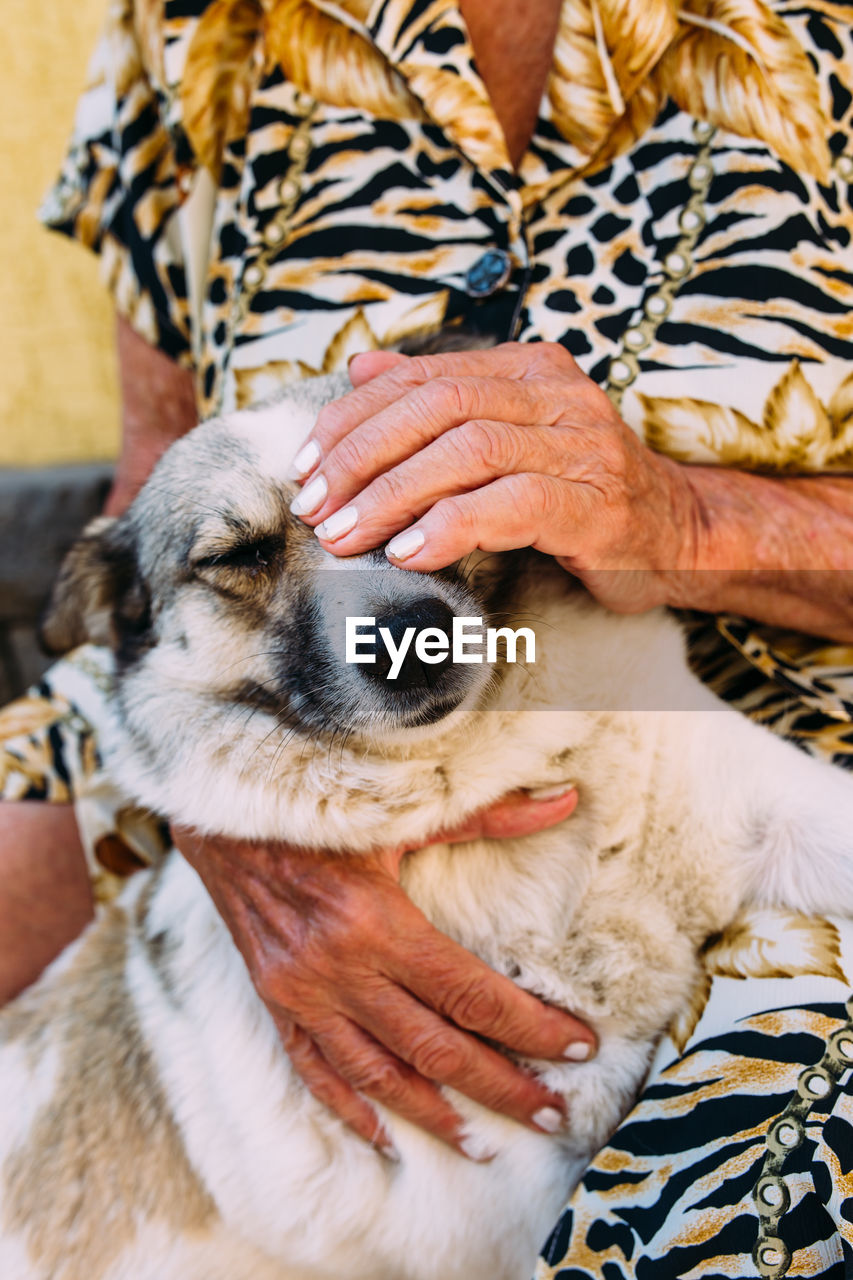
[368,597,455,690]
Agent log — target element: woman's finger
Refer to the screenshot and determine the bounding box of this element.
[379,474,596,572]
[346,981,570,1133]
[245,860,594,1067]
[306,1014,474,1154]
[276,1017,398,1157]
[309,419,567,554]
[348,349,409,382]
[368,788,579,879]
[294,342,578,479]
[291,377,564,528]
[387,919,595,1063]
[433,786,579,844]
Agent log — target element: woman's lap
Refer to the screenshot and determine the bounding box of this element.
[537,916,853,1279]
[3,648,853,1278]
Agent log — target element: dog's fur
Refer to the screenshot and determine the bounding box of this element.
[3,371,853,1280]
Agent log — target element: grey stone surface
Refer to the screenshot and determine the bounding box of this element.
[0,464,113,620]
[0,463,113,699]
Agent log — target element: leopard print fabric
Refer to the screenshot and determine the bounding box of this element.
[536,911,853,1280]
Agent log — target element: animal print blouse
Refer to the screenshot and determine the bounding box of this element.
[3,0,853,1275]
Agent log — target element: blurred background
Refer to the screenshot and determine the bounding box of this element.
[1,0,119,700]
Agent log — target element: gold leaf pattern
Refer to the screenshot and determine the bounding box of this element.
[318,307,379,368]
[669,908,848,1050]
[173,0,834,186]
[597,0,680,101]
[37,0,853,831]
[234,293,452,409]
[829,371,853,442]
[133,0,166,88]
[763,358,834,462]
[234,307,379,407]
[545,0,831,177]
[549,0,620,158]
[380,290,450,347]
[703,909,847,984]
[642,398,757,467]
[577,75,670,176]
[659,0,831,181]
[180,0,265,179]
[234,359,318,407]
[332,0,374,20]
[641,360,853,472]
[0,694,70,742]
[549,0,678,160]
[393,63,505,173]
[263,0,421,122]
[108,0,150,102]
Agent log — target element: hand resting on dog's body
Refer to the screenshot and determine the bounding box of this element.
[174,786,586,1158]
[3,375,853,1280]
[153,337,853,1158]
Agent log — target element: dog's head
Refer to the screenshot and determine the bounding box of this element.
[40,375,695,847]
[42,378,532,840]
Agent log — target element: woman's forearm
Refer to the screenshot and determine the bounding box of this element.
[107,316,198,516]
[671,467,853,639]
[0,802,92,1004]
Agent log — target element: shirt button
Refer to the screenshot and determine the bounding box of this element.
[465,249,512,297]
[264,220,287,246]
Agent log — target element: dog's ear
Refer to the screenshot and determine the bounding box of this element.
[40,516,150,656]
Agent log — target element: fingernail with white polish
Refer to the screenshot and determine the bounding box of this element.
[564,1041,593,1062]
[386,529,425,562]
[290,474,327,516]
[532,1106,565,1134]
[289,440,321,479]
[459,1136,498,1163]
[526,783,575,802]
[316,505,359,541]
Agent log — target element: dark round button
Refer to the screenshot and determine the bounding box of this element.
[465,249,512,298]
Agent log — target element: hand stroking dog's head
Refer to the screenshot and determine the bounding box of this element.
[40,374,588,850]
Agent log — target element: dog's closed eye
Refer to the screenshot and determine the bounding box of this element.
[193,536,284,577]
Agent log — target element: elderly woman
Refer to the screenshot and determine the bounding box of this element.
[2,0,853,1273]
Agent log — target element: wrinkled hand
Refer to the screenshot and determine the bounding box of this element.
[174,787,594,1160]
[288,342,700,613]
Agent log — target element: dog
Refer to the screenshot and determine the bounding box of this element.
[2,369,853,1280]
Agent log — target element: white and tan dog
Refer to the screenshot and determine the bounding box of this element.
[2,371,853,1280]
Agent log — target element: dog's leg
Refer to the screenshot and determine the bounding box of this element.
[681,709,853,916]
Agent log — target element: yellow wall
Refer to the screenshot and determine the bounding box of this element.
[0,0,120,466]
